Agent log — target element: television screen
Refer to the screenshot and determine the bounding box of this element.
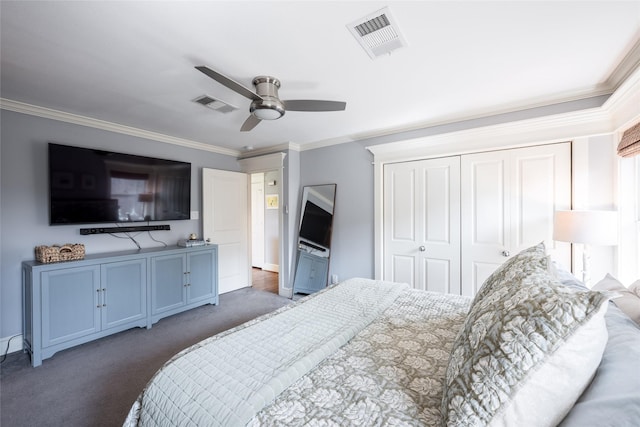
[49,143,191,225]
[299,200,332,248]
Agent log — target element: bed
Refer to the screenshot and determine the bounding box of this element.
[124,244,640,426]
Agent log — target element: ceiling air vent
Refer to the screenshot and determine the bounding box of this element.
[347,7,407,59]
[193,95,238,114]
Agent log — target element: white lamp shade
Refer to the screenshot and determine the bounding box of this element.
[553,210,618,245]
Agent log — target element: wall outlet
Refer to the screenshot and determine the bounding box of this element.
[331,274,339,284]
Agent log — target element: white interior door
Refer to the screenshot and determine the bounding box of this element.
[461,143,571,295]
[202,168,250,294]
[383,157,461,293]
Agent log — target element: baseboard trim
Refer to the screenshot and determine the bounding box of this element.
[262,264,279,273]
[1,334,23,355]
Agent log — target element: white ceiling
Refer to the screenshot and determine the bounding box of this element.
[2,1,639,155]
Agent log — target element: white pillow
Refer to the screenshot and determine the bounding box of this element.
[442,243,609,427]
[592,274,640,325]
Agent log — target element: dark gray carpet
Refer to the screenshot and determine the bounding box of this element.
[0,287,292,427]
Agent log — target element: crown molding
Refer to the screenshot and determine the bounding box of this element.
[605,37,640,94]
[367,108,608,163]
[602,60,640,132]
[367,66,640,163]
[0,98,241,157]
[238,142,301,159]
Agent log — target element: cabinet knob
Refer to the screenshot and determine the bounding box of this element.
[102,304,106,307]
[419,246,426,252]
[502,250,510,257]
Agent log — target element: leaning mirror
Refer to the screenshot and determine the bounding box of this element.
[292,184,336,295]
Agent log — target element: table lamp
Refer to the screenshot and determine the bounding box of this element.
[553,210,618,285]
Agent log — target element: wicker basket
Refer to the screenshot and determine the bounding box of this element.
[35,244,85,263]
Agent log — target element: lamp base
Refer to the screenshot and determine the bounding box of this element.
[581,244,591,286]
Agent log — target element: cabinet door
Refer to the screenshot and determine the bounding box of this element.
[101,259,147,330]
[151,254,186,314]
[186,250,216,303]
[41,266,100,347]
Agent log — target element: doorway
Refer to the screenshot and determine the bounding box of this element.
[250,171,280,294]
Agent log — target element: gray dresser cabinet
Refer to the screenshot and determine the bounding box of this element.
[151,249,217,323]
[23,245,218,367]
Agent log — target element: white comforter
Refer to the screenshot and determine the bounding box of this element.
[125,279,411,426]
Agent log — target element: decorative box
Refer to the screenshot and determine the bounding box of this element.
[35,243,85,263]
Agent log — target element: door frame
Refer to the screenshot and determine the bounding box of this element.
[239,153,288,297]
[250,173,266,269]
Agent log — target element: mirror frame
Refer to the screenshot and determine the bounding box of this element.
[297,184,337,256]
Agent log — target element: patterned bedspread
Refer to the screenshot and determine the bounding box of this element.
[250,288,470,426]
[125,279,471,426]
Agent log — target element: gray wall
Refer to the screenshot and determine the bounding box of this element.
[0,110,239,337]
[299,142,375,283]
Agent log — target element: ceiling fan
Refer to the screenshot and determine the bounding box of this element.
[195,66,347,132]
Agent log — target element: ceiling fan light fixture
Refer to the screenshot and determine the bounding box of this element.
[251,100,285,120]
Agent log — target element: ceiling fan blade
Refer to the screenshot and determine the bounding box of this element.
[195,66,262,101]
[282,100,346,112]
[240,115,261,132]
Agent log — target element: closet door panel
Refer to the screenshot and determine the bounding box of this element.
[384,157,460,293]
[424,257,455,294]
[388,166,416,242]
[384,164,419,285]
[422,159,461,294]
[510,144,571,262]
[461,152,510,296]
[391,255,415,286]
[424,166,452,243]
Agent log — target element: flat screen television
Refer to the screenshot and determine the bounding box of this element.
[49,143,191,225]
[299,200,333,248]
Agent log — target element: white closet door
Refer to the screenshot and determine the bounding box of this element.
[460,151,510,296]
[383,157,461,294]
[461,143,571,296]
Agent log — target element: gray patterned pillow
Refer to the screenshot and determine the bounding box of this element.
[442,243,609,427]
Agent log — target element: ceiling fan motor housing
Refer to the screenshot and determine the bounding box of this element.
[250,76,285,120]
